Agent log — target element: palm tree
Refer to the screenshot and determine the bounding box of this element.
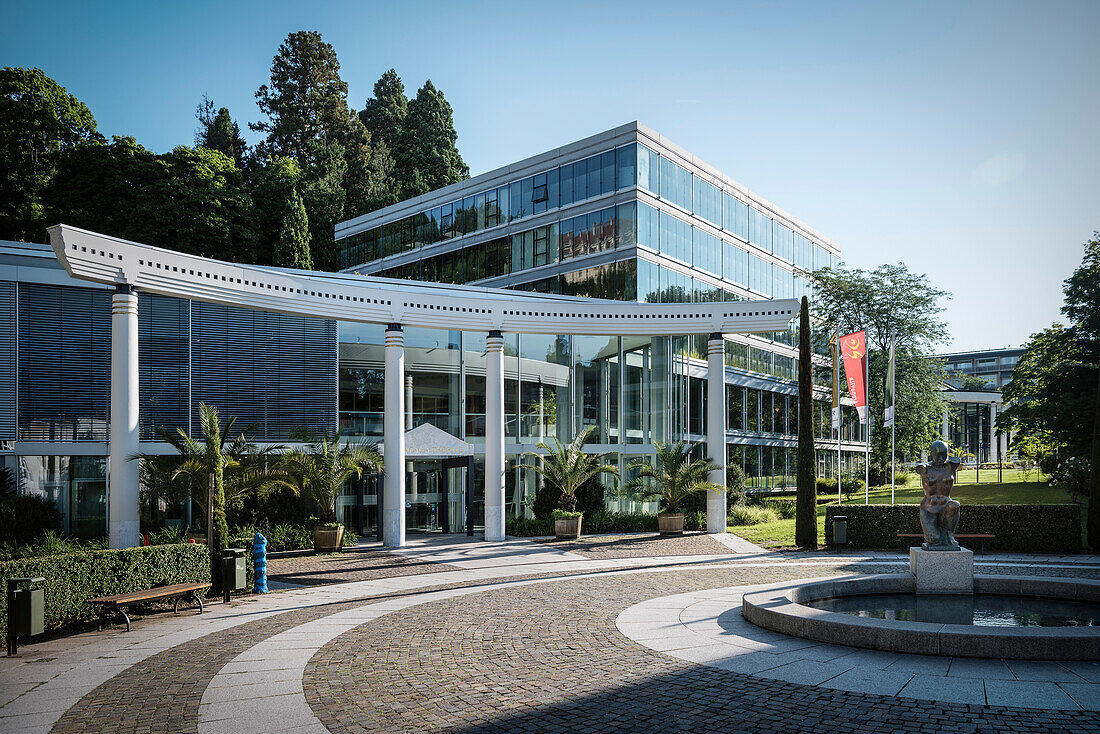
[279,433,383,524]
[624,441,724,515]
[520,425,619,513]
[133,403,289,592]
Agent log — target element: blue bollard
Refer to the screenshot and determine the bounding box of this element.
[252,532,268,594]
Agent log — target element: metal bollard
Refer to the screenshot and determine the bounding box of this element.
[7,577,45,656]
[252,533,268,594]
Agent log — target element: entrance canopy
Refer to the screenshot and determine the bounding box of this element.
[389,423,475,459]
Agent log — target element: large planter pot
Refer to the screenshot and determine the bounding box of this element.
[554,516,582,540]
[658,513,685,536]
[313,524,344,553]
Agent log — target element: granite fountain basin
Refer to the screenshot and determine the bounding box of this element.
[741,574,1100,660]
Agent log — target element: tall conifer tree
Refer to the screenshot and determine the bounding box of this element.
[274,188,312,270]
[400,80,468,193]
[195,96,248,167]
[359,69,407,153]
[796,296,818,549]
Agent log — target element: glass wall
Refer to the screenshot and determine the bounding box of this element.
[19,455,107,538]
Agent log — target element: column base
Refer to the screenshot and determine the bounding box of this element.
[910,546,974,594]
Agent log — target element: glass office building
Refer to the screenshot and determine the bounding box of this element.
[1,124,869,538]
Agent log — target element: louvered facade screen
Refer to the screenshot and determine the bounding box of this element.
[13,283,337,443]
[0,281,16,439]
[139,293,189,440]
[190,302,338,440]
[18,283,112,440]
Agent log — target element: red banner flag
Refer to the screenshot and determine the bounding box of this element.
[840,330,868,421]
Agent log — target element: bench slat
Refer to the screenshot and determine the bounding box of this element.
[88,582,209,606]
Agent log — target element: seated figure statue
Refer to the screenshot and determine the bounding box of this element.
[914,440,963,550]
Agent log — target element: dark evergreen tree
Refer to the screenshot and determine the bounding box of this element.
[246,155,301,265]
[400,80,468,193]
[195,96,248,167]
[359,69,407,154]
[0,67,101,242]
[274,188,313,270]
[299,137,347,272]
[796,296,818,549]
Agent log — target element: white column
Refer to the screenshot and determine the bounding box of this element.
[405,374,416,502]
[109,286,140,549]
[383,325,406,548]
[942,405,950,443]
[706,334,727,534]
[484,330,505,541]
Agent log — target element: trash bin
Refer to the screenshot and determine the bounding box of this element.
[221,548,247,602]
[833,516,848,547]
[7,577,44,655]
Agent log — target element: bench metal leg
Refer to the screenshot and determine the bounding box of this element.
[118,606,131,633]
[194,592,203,615]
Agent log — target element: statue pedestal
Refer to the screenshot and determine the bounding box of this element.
[910,547,974,594]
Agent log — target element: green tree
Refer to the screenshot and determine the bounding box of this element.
[359,68,407,156]
[195,96,248,167]
[623,442,723,515]
[999,233,1099,547]
[274,188,313,269]
[245,154,302,265]
[399,80,468,193]
[45,137,259,262]
[811,263,950,479]
[520,426,619,513]
[280,434,383,524]
[796,296,818,548]
[0,67,101,242]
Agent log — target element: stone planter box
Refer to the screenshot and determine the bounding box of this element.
[554,516,582,539]
[658,513,685,535]
[313,524,344,553]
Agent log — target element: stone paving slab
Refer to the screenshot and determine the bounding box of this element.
[617,579,1100,710]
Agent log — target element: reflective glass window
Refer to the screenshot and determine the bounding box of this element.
[638,259,660,302]
[573,158,588,201]
[601,151,615,194]
[659,157,692,210]
[659,211,691,264]
[586,154,601,198]
[723,193,749,240]
[497,185,510,223]
[794,233,812,271]
[637,144,659,193]
[693,178,721,225]
[547,168,559,210]
[484,192,499,228]
[560,163,574,205]
[692,228,721,277]
[519,177,533,219]
[773,221,793,262]
[616,144,637,189]
[637,202,660,251]
[749,209,772,251]
[616,201,637,248]
[509,181,522,221]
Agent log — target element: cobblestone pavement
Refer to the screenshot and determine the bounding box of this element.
[535,532,733,558]
[304,566,1100,733]
[8,541,1100,734]
[267,547,459,586]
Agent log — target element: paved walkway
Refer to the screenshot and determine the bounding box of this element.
[2,535,1099,733]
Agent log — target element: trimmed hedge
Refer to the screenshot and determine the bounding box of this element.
[0,543,209,634]
[505,510,711,537]
[824,504,1083,553]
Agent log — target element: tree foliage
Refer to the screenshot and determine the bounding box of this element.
[998,233,1099,546]
[811,263,950,473]
[195,96,248,167]
[399,80,468,192]
[0,66,101,241]
[279,433,382,524]
[275,187,313,270]
[796,296,818,548]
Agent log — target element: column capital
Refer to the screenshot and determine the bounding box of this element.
[708,332,723,342]
[114,283,135,294]
[488,329,503,339]
[386,323,402,332]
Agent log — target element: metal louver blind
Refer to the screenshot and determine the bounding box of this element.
[0,281,15,439]
[138,293,189,439]
[190,302,337,440]
[18,283,111,440]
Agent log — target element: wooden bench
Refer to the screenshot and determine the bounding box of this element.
[88,582,209,632]
[897,533,995,555]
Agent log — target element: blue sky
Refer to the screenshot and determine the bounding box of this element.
[3,0,1097,352]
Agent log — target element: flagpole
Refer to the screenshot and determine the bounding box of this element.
[890,329,896,505]
[865,346,870,505]
[835,326,841,505]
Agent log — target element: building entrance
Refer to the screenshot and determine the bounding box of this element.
[406,460,470,534]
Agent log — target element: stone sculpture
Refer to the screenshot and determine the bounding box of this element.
[914,440,963,550]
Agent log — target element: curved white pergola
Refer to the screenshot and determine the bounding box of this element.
[47,225,799,549]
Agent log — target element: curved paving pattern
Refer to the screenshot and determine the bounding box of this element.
[5,538,1100,734]
[618,580,1100,710]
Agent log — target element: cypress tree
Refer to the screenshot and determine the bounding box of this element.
[795,296,818,549]
[399,80,468,193]
[1089,363,1100,550]
[274,188,313,270]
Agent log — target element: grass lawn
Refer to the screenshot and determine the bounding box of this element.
[730,475,1081,549]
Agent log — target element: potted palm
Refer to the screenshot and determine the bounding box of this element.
[521,426,619,540]
[625,442,723,535]
[280,432,383,553]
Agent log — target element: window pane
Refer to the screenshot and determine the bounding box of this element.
[616,144,637,189]
[601,150,615,194]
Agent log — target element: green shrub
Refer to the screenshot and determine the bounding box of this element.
[0,531,107,562]
[149,526,187,545]
[816,478,838,495]
[550,509,583,520]
[823,504,1083,552]
[0,493,62,546]
[729,505,782,526]
[506,516,553,536]
[760,498,796,519]
[0,543,209,633]
[584,511,653,533]
[683,510,707,531]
